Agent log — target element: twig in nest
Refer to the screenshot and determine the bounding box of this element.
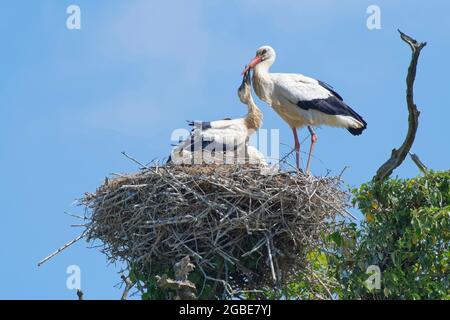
[37,231,86,267]
[120,275,134,300]
[121,151,149,169]
[266,237,277,282]
[338,166,349,180]
[64,211,86,220]
[374,30,427,182]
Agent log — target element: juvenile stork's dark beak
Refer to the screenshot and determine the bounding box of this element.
[242,55,262,75]
[245,69,251,85]
[239,68,251,92]
[243,68,251,85]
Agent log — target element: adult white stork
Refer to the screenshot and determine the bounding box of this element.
[168,71,267,166]
[242,46,367,173]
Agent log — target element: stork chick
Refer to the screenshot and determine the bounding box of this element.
[169,71,266,166]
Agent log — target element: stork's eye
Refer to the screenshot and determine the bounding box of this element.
[261,49,267,55]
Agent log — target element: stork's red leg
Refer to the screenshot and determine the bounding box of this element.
[292,127,300,170]
[305,126,317,174]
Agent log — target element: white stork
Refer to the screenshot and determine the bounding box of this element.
[168,71,267,166]
[242,45,367,173]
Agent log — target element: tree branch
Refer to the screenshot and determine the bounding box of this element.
[37,231,86,267]
[409,152,428,174]
[373,30,427,182]
[120,275,134,300]
[121,151,149,170]
[156,256,197,300]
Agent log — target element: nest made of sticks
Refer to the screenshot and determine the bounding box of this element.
[81,164,349,297]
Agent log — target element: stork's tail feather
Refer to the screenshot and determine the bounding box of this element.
[347,126,366,136]
[347,118,367,136]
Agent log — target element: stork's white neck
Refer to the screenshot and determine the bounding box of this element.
[252,58,275,104]
[254,57,274,75]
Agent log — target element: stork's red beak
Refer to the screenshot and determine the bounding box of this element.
[241,56,262,75]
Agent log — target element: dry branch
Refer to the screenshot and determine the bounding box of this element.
[37,231,86,267]
[374,30,427,182]
[409,152,428,174]
[156,256,197,300]
[120,275,134,300]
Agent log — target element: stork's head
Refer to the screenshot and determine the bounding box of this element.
[238,70,252,104]
[242,45,276,74]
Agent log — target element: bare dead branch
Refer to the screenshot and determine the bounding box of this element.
[121,151,149,169]
[409,152,428,174]
[374,30,427,182]
[37,231,86,267]
[120,275,135,300]
[266,237,277,282]
[156,256,197,300]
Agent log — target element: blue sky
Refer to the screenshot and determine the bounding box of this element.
[0,0,448,299]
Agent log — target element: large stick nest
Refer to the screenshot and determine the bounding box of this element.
[81,164,349,297]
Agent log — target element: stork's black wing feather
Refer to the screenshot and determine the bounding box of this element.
[187,119,232,131]
[297,96,367,135]
[318,80,343,101]
[187,121,212,131]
